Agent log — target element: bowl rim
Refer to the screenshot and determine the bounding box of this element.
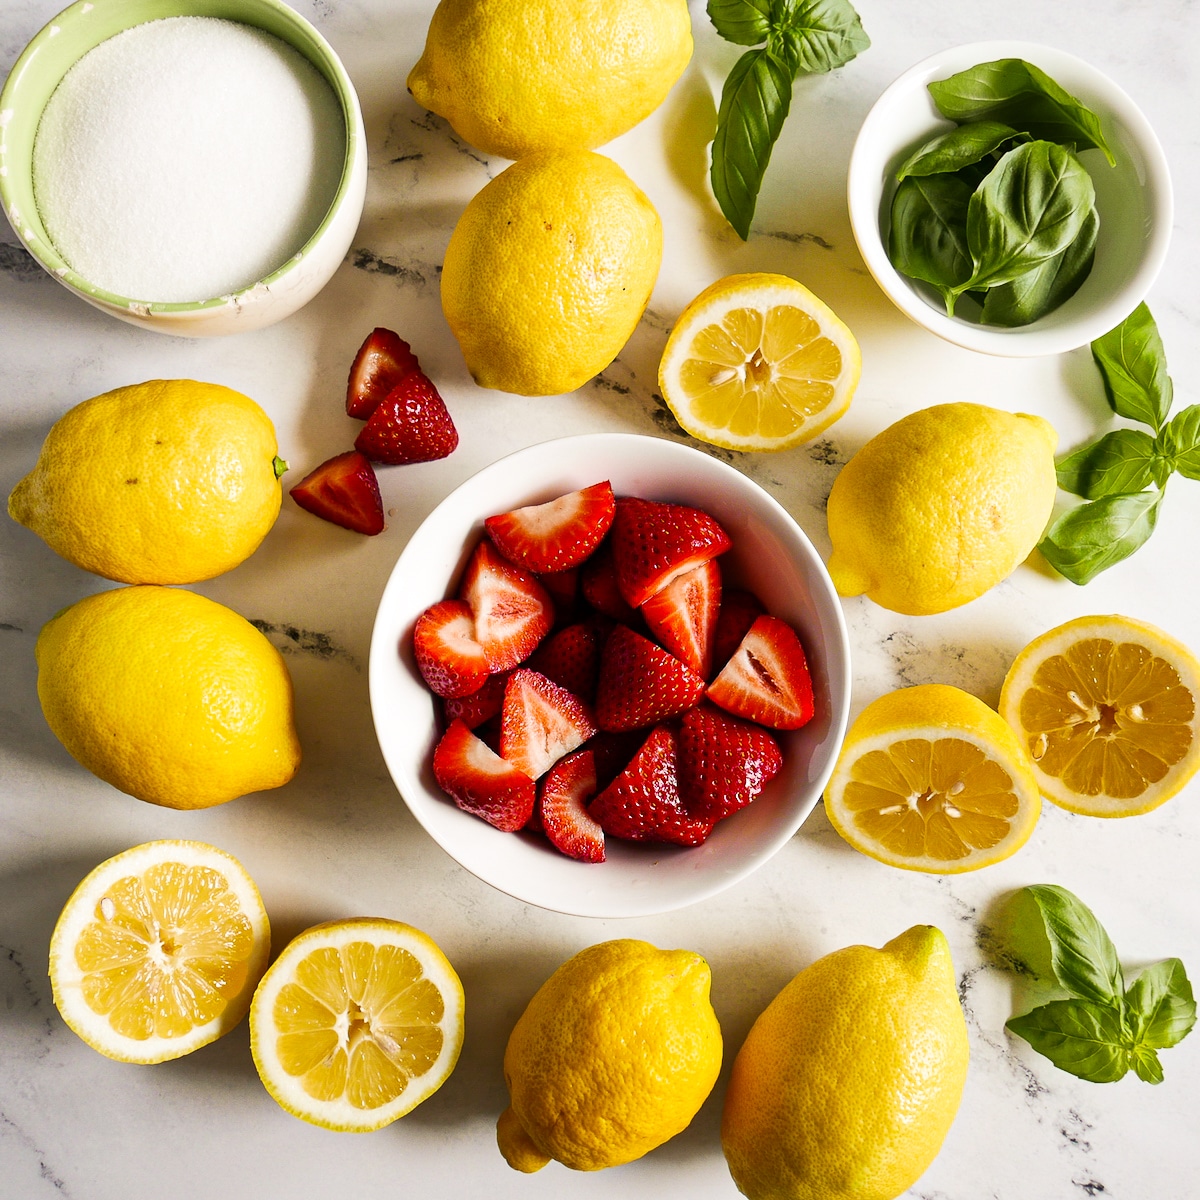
[847,39,1174,357]
[0,0,363,313]
[367,433,853,918]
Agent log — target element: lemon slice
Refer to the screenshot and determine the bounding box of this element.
[250,919,465,1131]
[49,840,270,1064]
[824,685,1041,873]
[657,272,861,451]
[1000,615,1200,817]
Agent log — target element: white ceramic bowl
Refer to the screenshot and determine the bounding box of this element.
[847,41,1172,356]
[369,435,851,918]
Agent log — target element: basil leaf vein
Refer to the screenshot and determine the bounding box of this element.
[1090,302,1174,430]
[1054,428,1168,500]
[1007,998,1131,1083]
[1038,488,1163,585]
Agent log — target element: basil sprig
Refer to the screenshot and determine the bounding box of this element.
[708,0,869,239]
[1006,885,1195,1085]
[1040,303,1199,584]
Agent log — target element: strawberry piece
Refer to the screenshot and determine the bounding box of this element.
[580,543,638,622]
[432,719,535,832]
[413,599,489,698]
[499,669,598,780]
[540,749,604,862]
[354,371,458,465]
[289,450,385,535]
[678,705,783,821]
[527,623,603,703]
[458,539,554,672]
[536,568,580,623]
[588,726,715,847]
[641,559,722,679]
[346,328,420,419]
[485,482,616,574]
[442,670,509,728]
[587,729,646,788]
[594,625,706,732]
[611,497,731,608]
[712,589,767,677]
[707,615,815,730]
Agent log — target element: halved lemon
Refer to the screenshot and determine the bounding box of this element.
[657,272,861,451]
[49,840,270,1063]
[999,615,1200,817]
[824,685,1041,872]
[250,918,464,1132]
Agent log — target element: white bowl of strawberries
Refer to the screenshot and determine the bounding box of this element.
[369,434,850,917]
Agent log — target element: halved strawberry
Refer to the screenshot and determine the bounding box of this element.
[290,450,385,535]
[707,615,815,730]
[458,540,554,671]
[678,705,783,821]
[588,726,714,847]
[354,371,458,465]
[442,670,509,728]
[346,328,420,419]
[711,589,767,677]
[611,497,731,608]
[527,623,603,703]
[641,559,721,679]
[485,482,615,574]
[413,599,489,698]
[580,542,638,623]
[594,625,706,732]
[540,749,604,862]
[432,719,535,832]
[499,669,597,780]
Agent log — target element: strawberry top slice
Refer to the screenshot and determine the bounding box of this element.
[706,615,815,730]
[611,497,731,608]
[499,669,597,780]
[432,719,535,832]
[485,482,615,574]
[641,558,722,679]
[413,598,489,698]
[458,539,554,672]
[539,749,604,863]
[678,705,783,822]
[594,624,706,732]
[346,327,420,419]
[289,450,385,536]
[354,371,458,466]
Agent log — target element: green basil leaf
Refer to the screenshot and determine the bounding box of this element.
[1039,488,1163,585]
[1006,998,1131,1083]
[710,47,793,240]
[887,174,973,306]
[1020,884,1124,1006]
[981,204,1097,327]
[1054,429,1167,500]
[1090,302,1174,431]
[1125,958,1197,1051]
[927,58,1115,165]
[1157,404,1200,480]
[772,0,869,75]
[896,121,1025,181]
[708,0,773,45]
[1131,1045,1165,1084]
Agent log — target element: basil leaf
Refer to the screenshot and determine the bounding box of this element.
[896,121,1024,181]
[772,0,869,75]
[1125,959,1197,1051]
[927,58,1115,166]
[1131,1045,1165,1084]
[1038,488,1163,585]
[1054,429,1169,500]
[1090,302,1174,431]
[981,204,1097,327]
[888,174,973,305]
[1157,404,1200,480]
[1020,884,1124,1006]
[707,0,773,45]
[1007,998,1131,1083]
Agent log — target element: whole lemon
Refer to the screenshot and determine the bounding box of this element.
[442,150,662,396]
[497,939,722,1172]
[9,379,285,585]
[36,585,301,809]
[407,0,693,160]
[721,926,969,1200]
[826,403,1057,615]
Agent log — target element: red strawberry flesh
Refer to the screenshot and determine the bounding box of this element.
[594,624,706,732]
[641,558,721,679]
[485,481,615,574]
[707,615,815,730]
[458,540,554,672]
[678,705,783,821]
[289,450,385,536]
[346,327,420,419]
[354,370,458,465]
[432,719,535,832]
[499,668,598,780]
[540,749,604,862]
[711,589,767,677]
[413,599,489,698]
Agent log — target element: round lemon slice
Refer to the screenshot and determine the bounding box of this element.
[1000,615,1200,817]
[49,840,270,1064]
[250,919,465,1132]
[657,272,861,451]
[824,685,1041,873]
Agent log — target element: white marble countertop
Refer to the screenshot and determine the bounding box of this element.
[3,1,1198,1197]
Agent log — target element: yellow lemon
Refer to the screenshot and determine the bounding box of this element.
[49,840,270,1064]
[721,925,969,1200]
[1000,614,1200,816]
[497,939,721,1172]
[36,585,300,809]
[826,403,1057,615]
[441,150,662,396]
[249,919,464,1132]
[8,379,285,585]
[824,684,1041,873]
[408,0,693,160]
[658,273,861,451]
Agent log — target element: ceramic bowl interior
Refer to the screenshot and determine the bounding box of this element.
[0,0,366,335]
[847,40,1173,357]
[369,435,852,919]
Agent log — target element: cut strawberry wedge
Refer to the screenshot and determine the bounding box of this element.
[486,482,615,574]
[432,719,535,832]
[413,599,489,698]
[442,670,509,728]
[499,669,598,780]
[289,450,385,535]
[458,540,554,672]
[527,622,604,703]
[707,615,815,730]
[678,705,783,821]
[594,625,706,732]
[354,370,458,465]
[641,558,721,679]
[539,749,604,862]
[346,328,420,419]
[711,589,767,677]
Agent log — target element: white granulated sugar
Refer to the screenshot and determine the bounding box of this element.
[33,17,345,303]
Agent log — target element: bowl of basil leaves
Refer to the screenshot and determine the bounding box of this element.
[847,41,1172,356]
